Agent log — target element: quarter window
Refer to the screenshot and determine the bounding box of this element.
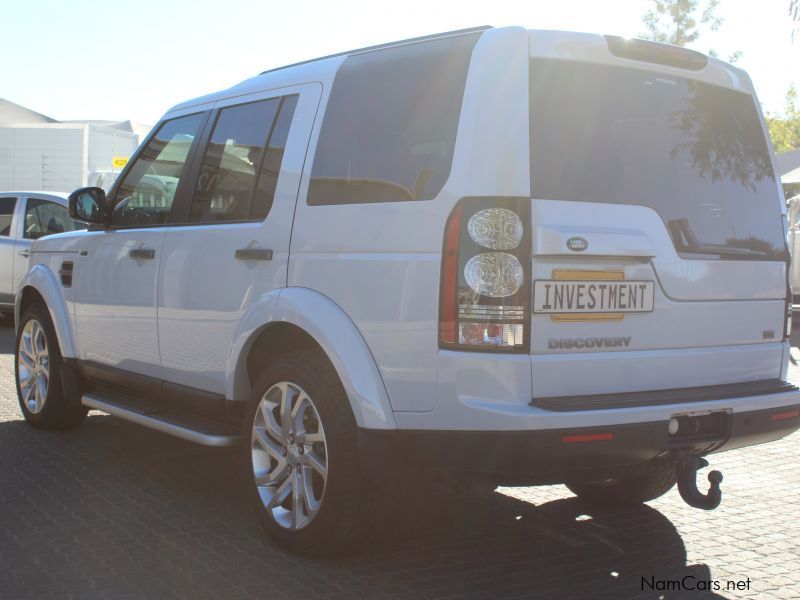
[189,95,298,223]
[24,199,80,239]
[111,113,205,227]
[307,34,479,205]
[0,197,16,236]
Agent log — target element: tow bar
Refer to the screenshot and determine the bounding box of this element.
[673,451,723,510]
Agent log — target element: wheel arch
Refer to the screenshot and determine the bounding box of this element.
[16,265,76,358]
[228,288,397,430]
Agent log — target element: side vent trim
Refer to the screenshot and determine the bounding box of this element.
[59,261,74,287]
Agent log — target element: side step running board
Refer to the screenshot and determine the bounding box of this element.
[82,394,241,447]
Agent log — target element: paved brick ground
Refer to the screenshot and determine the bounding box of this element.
[1,318,799,599]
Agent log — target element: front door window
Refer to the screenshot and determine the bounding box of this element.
[111,113,205,227]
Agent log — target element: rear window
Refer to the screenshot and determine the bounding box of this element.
[531,59,787,261]
[307,34,479,205]
[0,197,15,236]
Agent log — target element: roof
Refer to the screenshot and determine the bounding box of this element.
[167,26,492,114]
[258,26,492,76]
[170,26,752,118]
[169,26,494,114]
[777,148,800,184]
[61,119,143,132]
[0,100,151,140]
[61,119,153,141]
[0,98,57,124]
[0,191,69,204]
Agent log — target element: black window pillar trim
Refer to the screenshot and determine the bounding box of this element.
[167,109,217,227]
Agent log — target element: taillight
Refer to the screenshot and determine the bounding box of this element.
[786,286,793,340]
[438,198,531,351]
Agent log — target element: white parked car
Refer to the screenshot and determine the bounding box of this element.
[0,192,79,317]
[14,27,800,555]
[787,195,800,302]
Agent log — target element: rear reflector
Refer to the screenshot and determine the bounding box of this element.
[770,410,800,421]
[561,432,614,443]
[438,205,462,345]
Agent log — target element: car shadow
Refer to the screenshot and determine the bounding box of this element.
[0,315,15,354]
[0,413,727,599]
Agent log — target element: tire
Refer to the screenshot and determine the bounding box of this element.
[243,350,383,556]
[15,302,87,429]
[566,461,677,507]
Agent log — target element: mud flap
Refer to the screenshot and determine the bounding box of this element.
[60,359,83,407]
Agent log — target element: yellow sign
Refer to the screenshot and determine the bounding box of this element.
[112,156,129,169]
[550,269,625,322]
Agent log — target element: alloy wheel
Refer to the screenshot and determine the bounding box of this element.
[251,381,328,530]
[18,319,49,414]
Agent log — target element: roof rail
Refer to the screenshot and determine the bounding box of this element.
[258,25,492,76]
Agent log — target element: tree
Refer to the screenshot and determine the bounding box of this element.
[642,0,723,46]
[766,85,800,154]
[641,0,739,62]
[669,80,773,192]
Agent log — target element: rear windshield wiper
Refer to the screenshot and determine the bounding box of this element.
[667,218,780,259]
[677,243,775,259]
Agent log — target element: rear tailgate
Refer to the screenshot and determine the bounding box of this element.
[528,32,788,399]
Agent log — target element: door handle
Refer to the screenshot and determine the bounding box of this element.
[18,250,30,258]
[129,248,155,260]
[235,248,273,261]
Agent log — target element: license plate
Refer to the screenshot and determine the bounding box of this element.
[533,280,655,314]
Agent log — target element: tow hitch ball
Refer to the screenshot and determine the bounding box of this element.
[672,451,723,510]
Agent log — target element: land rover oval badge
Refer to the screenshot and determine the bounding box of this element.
[566,236,588,252]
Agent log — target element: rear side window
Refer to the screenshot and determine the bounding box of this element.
[0,197,16,236]
[190,95,298,223]
[307,34,479,205]
[531,59,786,261]
[24,199,80,239]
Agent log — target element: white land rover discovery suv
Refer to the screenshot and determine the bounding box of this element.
[15,27,800,555]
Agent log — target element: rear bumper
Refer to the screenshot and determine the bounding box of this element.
[529,379,797,411]
[359,403,800,485]
[400,345,792,431]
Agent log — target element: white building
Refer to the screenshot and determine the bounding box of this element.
[777,147,800,187]
[0,98,150,193]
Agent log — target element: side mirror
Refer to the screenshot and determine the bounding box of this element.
[68,187,107,224]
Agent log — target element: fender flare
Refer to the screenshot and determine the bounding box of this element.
[16,264,77,358]
[227,287,397,430]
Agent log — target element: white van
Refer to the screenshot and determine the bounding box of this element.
[15,27,800,555]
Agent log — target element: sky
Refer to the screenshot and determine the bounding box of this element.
[2,0,798,126]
